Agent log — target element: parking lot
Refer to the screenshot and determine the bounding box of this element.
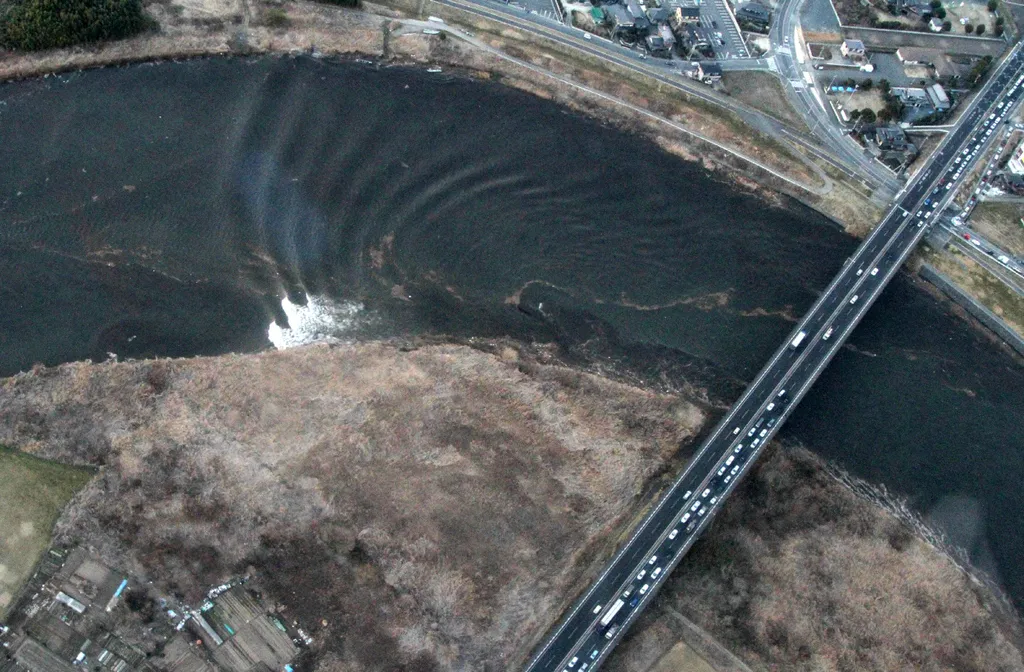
[507,0,562,22]
[701,0,749,59]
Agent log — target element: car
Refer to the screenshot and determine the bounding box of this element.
[712,19,719,27]
[850,294,859,305]
[698,506,708,516]
[648,555,658,565]
[669,528,679,539]
[750,438,760,448]
[856,268,864,276]
[681,512,691,522]
[637,569,646,580]
[623,586,634,598]
[710,496,718,505]
[731,465,740,475]
[683,490,692,499]
[870,267,879,276]
[724,475,732,483]
[593,604,602,614]
[726,455,735,466]
[759,428,768,438]
[686,520,697,532]
[778,389,786,397]
[747,427,756,437]
[591,649,600,660]
[718,466,727,476]
[924,198,932,205]
[651,567,662,579]
[823,326,833,340]
[584,33,592,40]
[690,501,701,512]
[639,583,650,595]
[766,401,775,411]
[569,657,579,668]
[702,488,711,497]
[767,417,778,428]
[732,427,740,435]
[605,625,619,640]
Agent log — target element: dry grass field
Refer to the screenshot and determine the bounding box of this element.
[0,445,92,617]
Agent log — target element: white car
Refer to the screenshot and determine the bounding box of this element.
[639,584,650,595]
[702,488,711,497]
[681,512,691,523]
[583,33,592,40]
[648,555,658,565]
[636,569,646,580]
[870,267,879,276]
[669,528,679,539]
[651,567,662,579]
[823,326,833,340]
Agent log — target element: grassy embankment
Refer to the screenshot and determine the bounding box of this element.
[970,201,1024,257]
[919,244,1024,338]
[0,445,93,617]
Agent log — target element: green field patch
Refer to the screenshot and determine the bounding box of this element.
[0,445,93,617]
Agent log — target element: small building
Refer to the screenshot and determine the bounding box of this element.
[896,47,935,65]
[840,39,866,60]
[645,35,673,57]
[736,2,771,27]
[868,126,918,165]
[929,16,944,31]
[1007,140,1024,175]
[695,62,723,83]
[673,5,701,23]
[926,83,950,111]
[891,0,931,15]
[646,6,671,23]
[676,23,712,57]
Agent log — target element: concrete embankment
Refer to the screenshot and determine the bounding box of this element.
[920,263,1024,357]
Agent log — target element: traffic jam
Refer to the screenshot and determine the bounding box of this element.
[563,391,792,671]
[918,71,1024,230]
[559,48,1024,672]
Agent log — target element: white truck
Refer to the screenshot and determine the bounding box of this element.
[599,599,625,627]
[789,330,807,349]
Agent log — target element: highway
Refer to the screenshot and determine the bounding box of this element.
[524,38,1024,672]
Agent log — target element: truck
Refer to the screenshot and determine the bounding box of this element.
[600,599,625,627]
[789,330,807,349]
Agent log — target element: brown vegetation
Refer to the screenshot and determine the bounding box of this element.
[0,340,704,670]
[607,446,1024,672]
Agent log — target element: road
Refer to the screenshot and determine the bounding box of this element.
[524,38,1024,672]
[435,0,894,190]
[769,0,900,193]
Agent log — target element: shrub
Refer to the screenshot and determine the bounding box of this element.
[995,24,1004,35]
[850,109,862,119]
[975,23,985,35]
[942,20,952,31]
[988,0,998,10]
[930,0,941,7]
[860,108,877,123]
[965,23,974,33]
[262,7,289,27]
[879,78,891,94]
[934,7,946,18]
[316,0,361,5]
[861,78,873,90]
[0,0,151,51]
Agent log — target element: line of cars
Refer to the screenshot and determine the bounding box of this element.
[562,390,793,672]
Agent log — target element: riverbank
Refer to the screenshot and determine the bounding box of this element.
[0,0,887,234]
[0,340,1020,670]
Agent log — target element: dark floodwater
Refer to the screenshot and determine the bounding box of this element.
[1,56,1021,612]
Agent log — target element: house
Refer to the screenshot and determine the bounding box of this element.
[896,47,935,65]
[736,2,771,28]
[891,0,931,15]
[1007,140,1024,174]
[840,39,866,60]
[674,5,701,23]
[926,83,950,111]
[646,6,671,23]
[929,16,944,31]
[694,62,723,83]
[676,23,712,57]
[646,35,673,57]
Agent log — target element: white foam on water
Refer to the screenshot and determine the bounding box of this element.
[267,295,366,349]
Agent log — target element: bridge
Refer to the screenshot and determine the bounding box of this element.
[525,40,1024,672]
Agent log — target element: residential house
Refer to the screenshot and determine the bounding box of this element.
[676,23,712,57]
[896,47,935,65]
[736,2,771,28]
[694,62,723,83]
[891,0,931,15]
[926,83,950,111]
[840,39,866,60]
[1007,140,1024,175]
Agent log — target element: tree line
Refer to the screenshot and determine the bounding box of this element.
[0,0,151,51]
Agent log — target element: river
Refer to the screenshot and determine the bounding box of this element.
[1,55,1022,612]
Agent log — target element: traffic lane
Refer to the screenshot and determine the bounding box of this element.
[552,360,797,667]
[546,90,1014,665]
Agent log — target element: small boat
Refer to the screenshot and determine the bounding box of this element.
[427,67,443,73]
[422,28,441,35]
